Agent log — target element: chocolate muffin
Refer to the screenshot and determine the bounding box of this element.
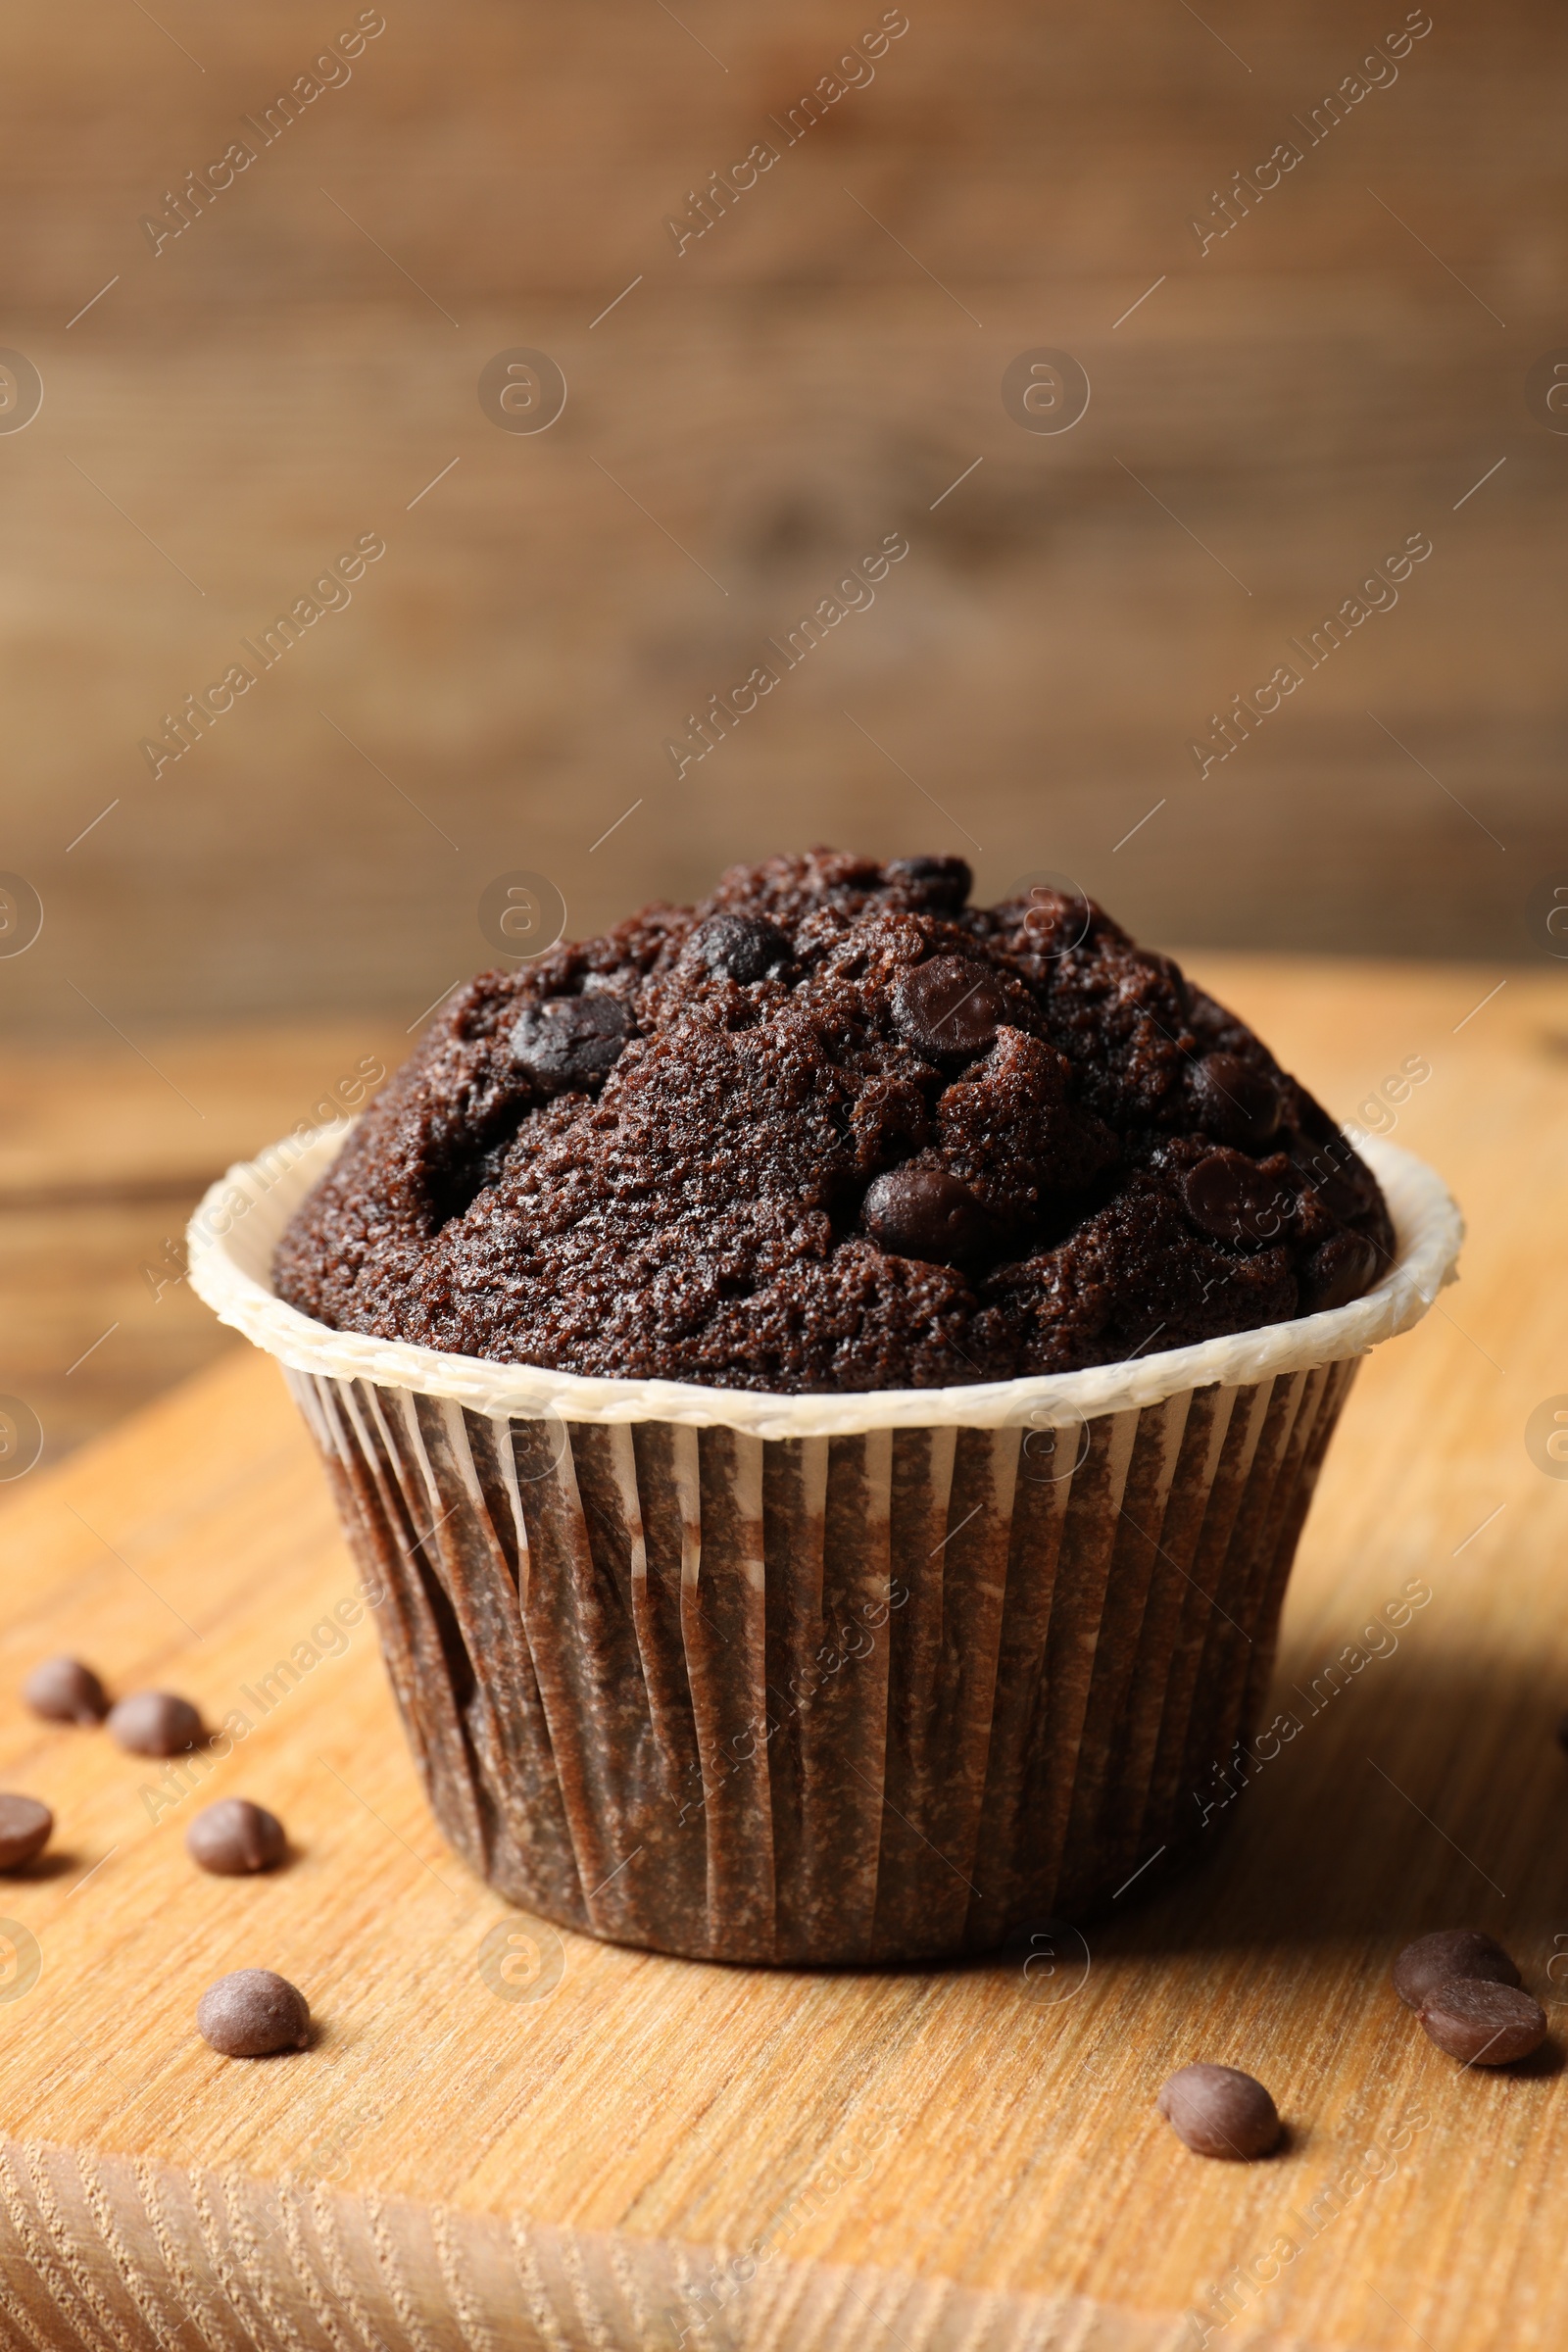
[275,851,1392,1393]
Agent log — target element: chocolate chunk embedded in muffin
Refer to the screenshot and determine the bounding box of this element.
[274,851,1394,1393]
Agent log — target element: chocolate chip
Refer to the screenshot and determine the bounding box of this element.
[1181,1151,1294,1245]
[511,994,631,1092]
[187,1798,287,1876]
[107,1690,205,1757]
[1298,1231,1380,1313]
[1189,1053,1282,1152]
[1392,1928,1520,2011]
[23,1656,109,1725]
[892,956,1006,1057]
[196,1968,311,2058]
[1156,2064,1281,2159]
[690,912,791,982]
[1557,1709,1568,1756]
[0,1795,52,1872]
[1290,1135,1362,1219]
[1419,1977,1546,2066]
[883,856,971,911]
[863,1167,990,1264]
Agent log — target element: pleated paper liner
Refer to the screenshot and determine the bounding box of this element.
[189,1132,1460,1965]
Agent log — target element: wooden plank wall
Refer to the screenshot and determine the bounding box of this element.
[0,0,1564,1041]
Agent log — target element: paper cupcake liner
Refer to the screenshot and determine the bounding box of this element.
[189,1132,1460,1965]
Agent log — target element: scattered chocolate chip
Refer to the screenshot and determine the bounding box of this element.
[892,956,1007,1057]
[883,856,971,911]
[1556,1709,1568,1756]
[107,1690,205,1757]
[1419,1977,1546,2067]
[1181,1151,1294,1245]
[23,1656,109,1725]
[690,911,791,982]
[187,1798,287,1877]
[0,1795,53,1872]
[863,1167,991,1265]
[1392,1928,1521,2011]
[1190,1053,1282,1152]
[1157,2063,1281,2159]
[1298,1231,1381,1313]
[196,1968,311,2058]
[511,994,631,1092]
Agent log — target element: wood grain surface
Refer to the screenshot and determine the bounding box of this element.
[0,956,1564,2352]
[0,1022,406,1464]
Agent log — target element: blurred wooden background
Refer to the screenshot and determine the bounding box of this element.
[1,1,1566,1462]
[1,0,1565,1051]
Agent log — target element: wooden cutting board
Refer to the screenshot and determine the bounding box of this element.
[0,956,1565,2352]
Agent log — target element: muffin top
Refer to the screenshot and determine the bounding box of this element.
[274,850,1394,1393]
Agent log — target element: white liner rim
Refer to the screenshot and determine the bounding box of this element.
[186,1126,1461,1442]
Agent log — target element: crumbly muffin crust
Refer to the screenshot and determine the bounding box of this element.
[274,851,1394,1392]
